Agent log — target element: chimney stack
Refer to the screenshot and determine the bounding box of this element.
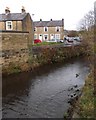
[50,19,52,21]
[21,6,26,13]
[5,7,10,15]
[40,19,42,21]
[62,18,64,26]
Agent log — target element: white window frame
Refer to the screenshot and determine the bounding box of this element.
[44,27,48,32]
[43,34,48,41]
[55,26,60,32]
[34,34,37,39]
[55,34,60,40]
[6,21,13,30]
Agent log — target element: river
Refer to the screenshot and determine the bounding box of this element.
[2,57,90,118]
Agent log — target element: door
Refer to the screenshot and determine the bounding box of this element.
[39,34,42,41]
[50,34,54,40]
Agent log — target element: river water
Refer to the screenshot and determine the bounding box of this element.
[2,58,90,118]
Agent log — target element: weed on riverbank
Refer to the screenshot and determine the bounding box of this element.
[72,72,95,118]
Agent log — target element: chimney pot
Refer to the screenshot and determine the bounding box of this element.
[40,19,42,21]
[5,7,10,15]
[21,6,26,13]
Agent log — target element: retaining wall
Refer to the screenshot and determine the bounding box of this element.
[1,32,86,75]
[0,31,30,74]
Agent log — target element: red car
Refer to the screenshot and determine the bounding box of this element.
[34,39,42,44]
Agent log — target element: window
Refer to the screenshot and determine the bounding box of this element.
[34,34,37,39]
[6,21,13,30]
[43,34,48,41]
[55,34,60,40]
[44,27,48,32]
[34,27,37,32]
[56,26,60,32]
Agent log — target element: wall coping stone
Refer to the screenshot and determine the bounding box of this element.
[0,30,29,33]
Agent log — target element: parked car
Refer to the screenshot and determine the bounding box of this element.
[34,39,42,44]
[73,37,81,42]
[64,37,73,46]
[57,39,64,43]
[46,39,57,42]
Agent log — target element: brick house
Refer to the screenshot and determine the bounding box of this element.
[33,19,64,41]
[0,7,34,43]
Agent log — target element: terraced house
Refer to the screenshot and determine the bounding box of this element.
[0,7,34,43]
[33,19,64,41]
[0,7,34,69]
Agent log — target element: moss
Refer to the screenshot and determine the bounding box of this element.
[3,63,21,75]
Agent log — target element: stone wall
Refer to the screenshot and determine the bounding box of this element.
[22,13,34,44]
[26,44,86,73]
[1,31,86,75]
[1,31,31,74]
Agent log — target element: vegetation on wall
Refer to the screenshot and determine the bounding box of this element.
[27,45,87,71]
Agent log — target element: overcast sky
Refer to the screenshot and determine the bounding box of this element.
[0,0,95,30]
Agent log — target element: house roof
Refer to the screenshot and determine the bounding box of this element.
[33,20,64,27]
[0,13,28,21]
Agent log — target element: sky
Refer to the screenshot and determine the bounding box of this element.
[0,0,95,30]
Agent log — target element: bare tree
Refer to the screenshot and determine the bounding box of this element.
[78,10,94,31]
[78,10,95,55]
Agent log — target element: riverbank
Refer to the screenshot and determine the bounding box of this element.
[63,53,95,119]
[71,45,96,118]
[64,71,95,119]
[72,71,95,118]
[2,45,87,75]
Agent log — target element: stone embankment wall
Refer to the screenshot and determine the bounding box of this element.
[30,45,86,69]
[0,31,30,74]
[1,32,86,75]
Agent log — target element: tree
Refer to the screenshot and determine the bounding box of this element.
[78,10,94,55]
[78,10,94,31]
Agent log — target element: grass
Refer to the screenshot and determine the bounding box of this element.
[73,72,95,118]
[32,41,63,46]
[72,41,96,119]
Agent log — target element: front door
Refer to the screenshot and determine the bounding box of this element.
[39,34,42,41]
[50,34,54,40]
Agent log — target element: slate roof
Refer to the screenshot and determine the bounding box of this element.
[0,13,28,21]
[34,20,64,27]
